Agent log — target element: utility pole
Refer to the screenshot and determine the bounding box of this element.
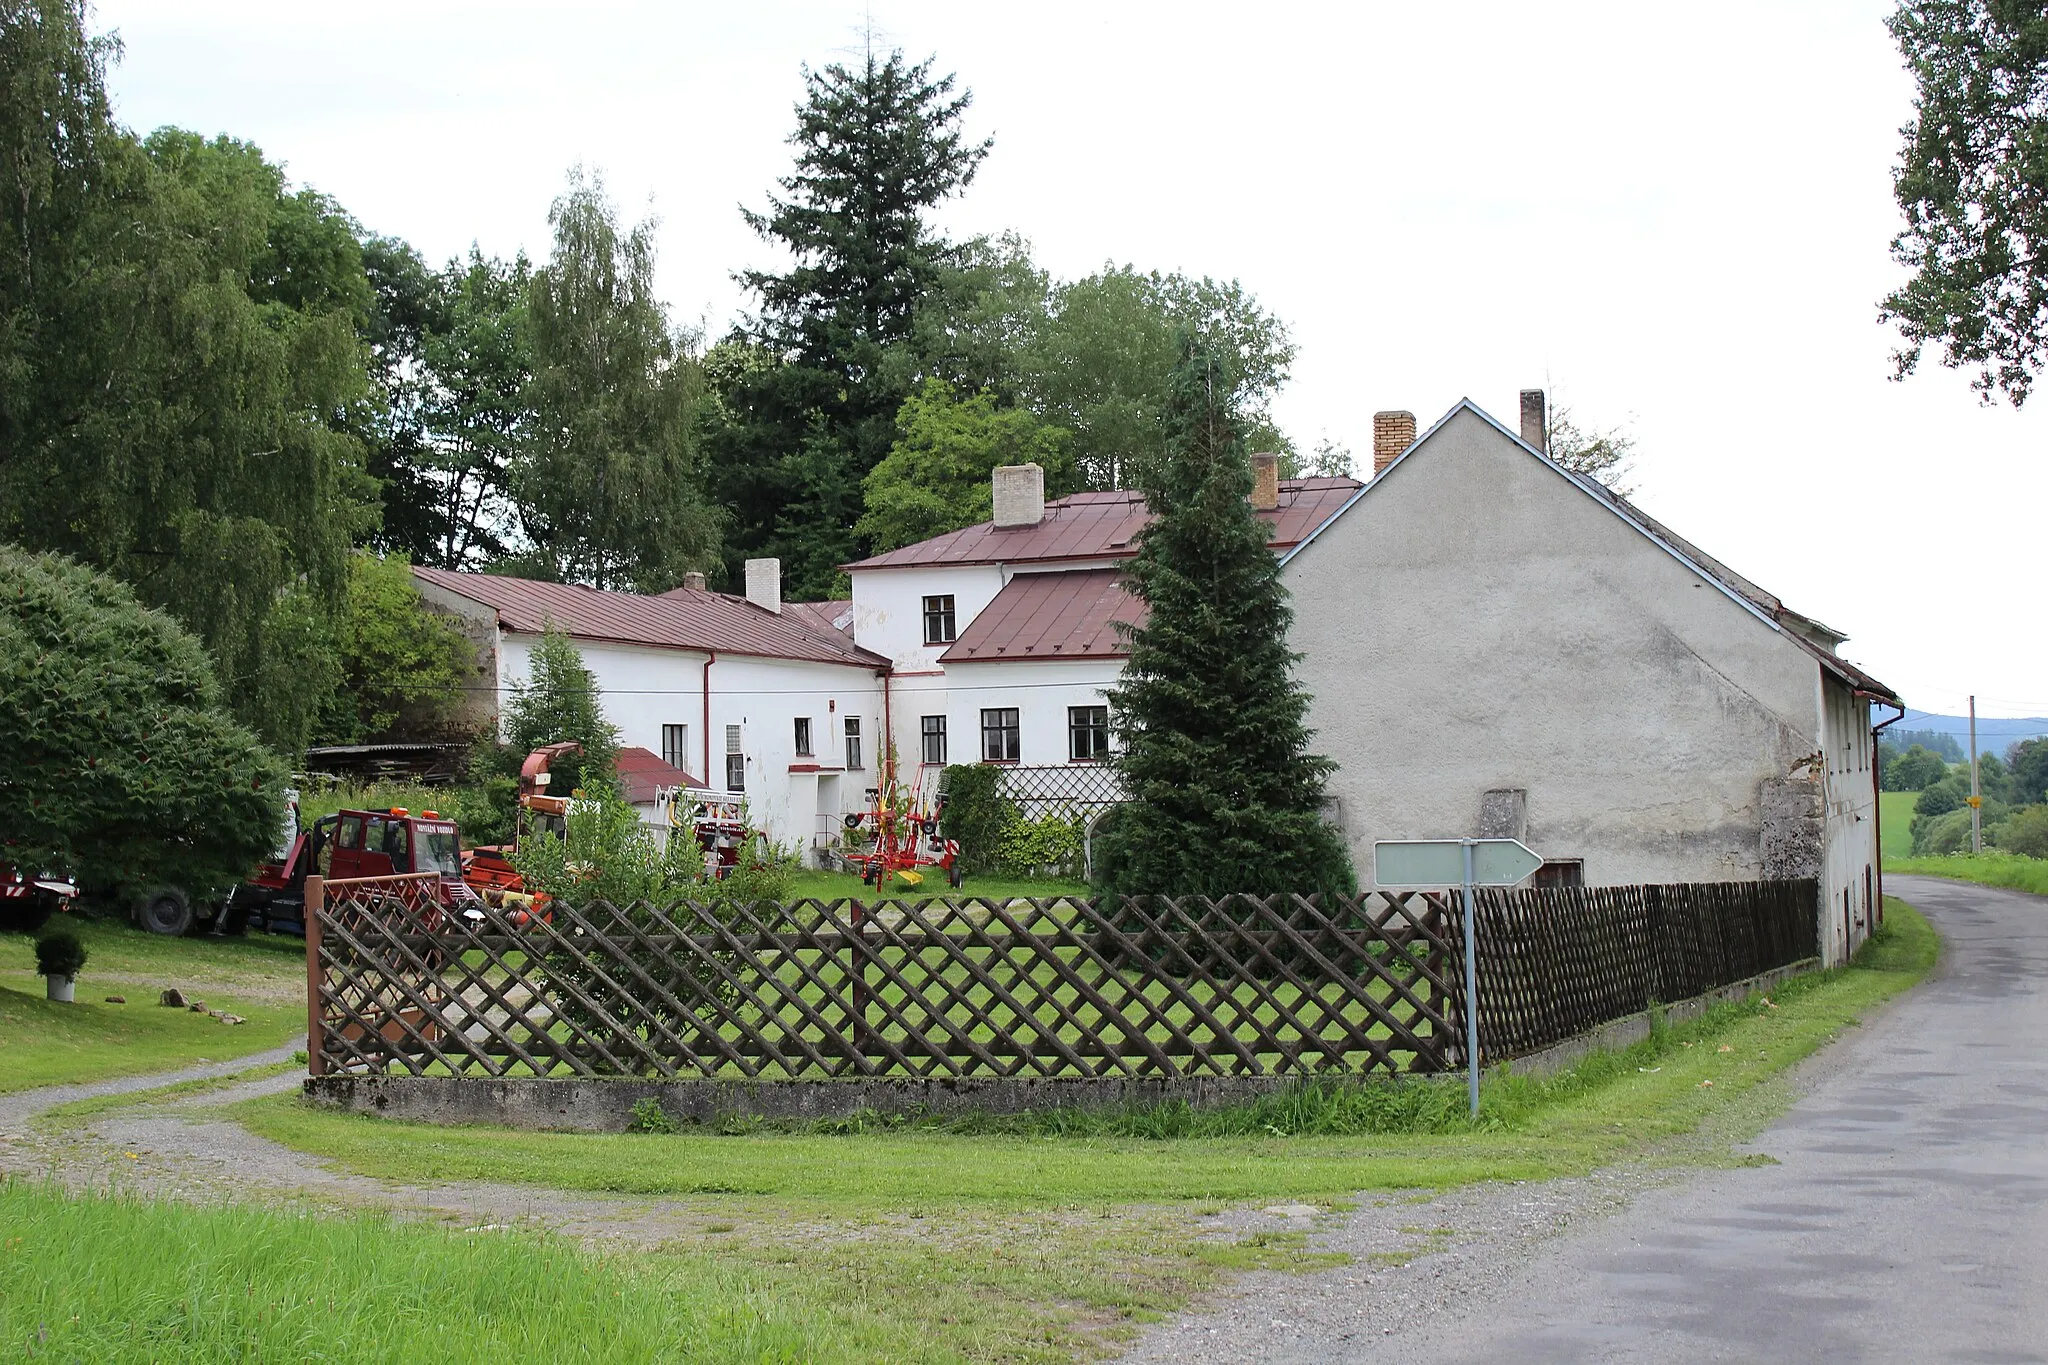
[1970,694,1983,855]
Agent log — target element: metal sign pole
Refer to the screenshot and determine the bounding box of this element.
[1461,839,1481,1118]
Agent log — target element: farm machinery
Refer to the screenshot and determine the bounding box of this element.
[460,741,580,914]
[0,865,78,934]
[227,804,480,934]
[837,763,961,889]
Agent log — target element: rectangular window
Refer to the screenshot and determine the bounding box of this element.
[1068,705,1109,762]
[793,716,813,758]
[923,594,957,645]
[844,716,863,770]
[980,707,1020,763]
[725,724,744,792]
[921,714,947,765]
[661,723,689,772]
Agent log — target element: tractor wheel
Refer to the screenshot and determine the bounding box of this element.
[133,886,193,937]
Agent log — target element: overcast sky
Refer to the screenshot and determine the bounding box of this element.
[92,0,2045,721]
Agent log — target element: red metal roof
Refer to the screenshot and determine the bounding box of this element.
[613,746,701,804]
[939,569,1145,663]
[845,478,1361,570]
[414,568,887,669]
[782,599,855,640]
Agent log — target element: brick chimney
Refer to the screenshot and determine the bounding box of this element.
[1520,389,1547,452]
[681,571,706,592]
[992,463,1046,528]
[1249,452,1280,510]
[744,558,781,614]
[1372,411,1415,476]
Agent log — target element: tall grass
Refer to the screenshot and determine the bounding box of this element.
[0,1179,867,1363]
[1885,852,2048,896]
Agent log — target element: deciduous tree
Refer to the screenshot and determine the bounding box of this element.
[857,378,1072,552]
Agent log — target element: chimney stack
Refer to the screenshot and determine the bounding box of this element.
[1372,411,1416,476]
[743,558,781,614]
[1249,452,1280,510]
[1520,389,1547,452]
[681,571,707,592]
[992,463,1046,528]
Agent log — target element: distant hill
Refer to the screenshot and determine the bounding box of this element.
[1876,711,2048,760]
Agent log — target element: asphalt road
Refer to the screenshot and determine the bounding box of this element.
[1400,874,2048,1364]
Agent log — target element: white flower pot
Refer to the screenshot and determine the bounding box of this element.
[45,974,75,1003]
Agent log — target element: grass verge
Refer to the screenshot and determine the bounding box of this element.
[203,900,1934,1361]
[1879,790,1918,861]
[1885,852,2048,896]
[0,1179,913,1363]
[0,916,304,1093]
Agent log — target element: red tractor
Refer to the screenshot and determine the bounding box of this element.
[0,865,79,934]
[226,806,479,935]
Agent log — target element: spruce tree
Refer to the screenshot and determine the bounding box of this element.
[1091,336,1354,899]
[711,47,990,597]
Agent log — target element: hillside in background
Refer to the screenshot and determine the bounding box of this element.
[1877,711,2048,759]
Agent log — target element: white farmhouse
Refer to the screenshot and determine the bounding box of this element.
[1282,396,1900,965]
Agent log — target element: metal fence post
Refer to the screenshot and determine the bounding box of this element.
[303,875,326,1077]
[1461,840,1481,1118]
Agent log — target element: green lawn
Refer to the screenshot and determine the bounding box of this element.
[213,900,1935,1361]
[0,1179,911,1364]
[0,916,305,1092]
[1885,852,2048,896]
[1880,790,1918,861]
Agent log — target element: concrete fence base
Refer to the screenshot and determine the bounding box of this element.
[301,1072,1310,1131]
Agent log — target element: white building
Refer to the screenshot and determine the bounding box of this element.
[1282,396,1900,965]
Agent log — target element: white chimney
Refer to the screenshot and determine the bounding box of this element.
[744,558,781,614]
[992,463,1046,528]
[681,571,706,592]
[1249,452,1279,510]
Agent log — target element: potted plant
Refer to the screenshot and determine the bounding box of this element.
[35,929,88,1003]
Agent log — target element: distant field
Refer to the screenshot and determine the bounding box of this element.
[1879,791,1918,861]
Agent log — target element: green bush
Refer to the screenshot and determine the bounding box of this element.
[1914,774,1967,818]
[996,807,1086,879]
[34,930,88,979]
[2002,804,2048,859]
[939,764,1009,875]
[0,547,286,896]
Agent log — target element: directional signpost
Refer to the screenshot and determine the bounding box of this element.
[1374,838,1544,1117]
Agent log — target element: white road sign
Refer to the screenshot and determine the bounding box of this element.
[1373,838,1543,888]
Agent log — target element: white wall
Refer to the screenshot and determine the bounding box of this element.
[850,564,1006,671]
[1285,406,1830,892]
[1819,672,1880,963]
[495,632,883,850]
[933,659,1120,768]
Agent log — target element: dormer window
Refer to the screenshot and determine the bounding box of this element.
[923,594,956,645]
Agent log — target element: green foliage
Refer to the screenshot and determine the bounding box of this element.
[1881,742,1952,791]
[32,929,86,978]
[1999,803,2048,858]
[712,48,991,597]
[1024,267,1296,491]
[507,785,700,908]
[938,764,1008,875]
[0,17,380,754]
[498,627,621,798]
[1543,403,1637,494]
[627,1097,680,1134]
[1882,0,2048,404]
[1914,771,1967,817]
[995,808,1086,880]
[2012,738,2048,805]
[322,552,475,742]
[1891,727,1965,762]
[1887,850,2048,894]
[857,378,1072,551]
[517,171,718,592]
[0,547,286,894]
[1092,336,1353,899]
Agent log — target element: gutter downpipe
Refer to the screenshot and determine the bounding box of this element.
[702,650,717,786]
[1864,693,1906,926]
[881,667,895,791]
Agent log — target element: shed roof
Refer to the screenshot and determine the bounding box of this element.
[845,478,1360,571]
[413,567,886,669]
[939,569,1145,663]
[614,746,702,804]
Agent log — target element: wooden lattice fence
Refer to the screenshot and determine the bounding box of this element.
[305,883,1457,1080]
[304,876,1820,1083]
[1460,878,1819,1062]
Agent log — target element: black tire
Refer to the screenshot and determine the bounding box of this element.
[133,886,193,937]
[0,893,55,935]
[843,812,863,829]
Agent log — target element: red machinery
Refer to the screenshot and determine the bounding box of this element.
[462,742,581,911]
[229,806,479,934]
[840,763,961,890]
[0,864,78,934]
